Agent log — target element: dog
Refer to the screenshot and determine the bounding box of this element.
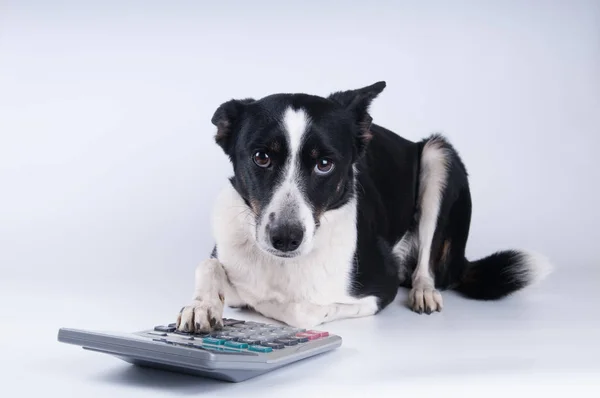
[175,81,552,332]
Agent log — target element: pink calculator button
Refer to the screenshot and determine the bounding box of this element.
[305,330,329,338]
[296,332,319,340]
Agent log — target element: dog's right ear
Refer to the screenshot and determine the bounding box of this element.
[327,81,386,157]
[211,98,254,155]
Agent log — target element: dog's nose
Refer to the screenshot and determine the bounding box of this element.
[270,223,304,252]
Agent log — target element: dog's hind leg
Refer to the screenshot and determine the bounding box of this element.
[409,135,451,314]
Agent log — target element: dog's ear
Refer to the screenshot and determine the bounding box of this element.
[328,81,386,155]
[211,98,255,155]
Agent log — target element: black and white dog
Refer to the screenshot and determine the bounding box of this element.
[176,82,551,332]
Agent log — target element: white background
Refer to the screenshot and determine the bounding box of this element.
[1,0,599,396]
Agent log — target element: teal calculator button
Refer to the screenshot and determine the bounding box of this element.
[248,345,273,353]
[202,337,226,345]
[224,341,249,349]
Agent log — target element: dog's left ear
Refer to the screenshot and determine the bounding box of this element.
[328,81,386,155]
[211,98,255,156]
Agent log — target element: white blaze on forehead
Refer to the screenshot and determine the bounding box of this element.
[256,106,316,255]
[282,107,309,173]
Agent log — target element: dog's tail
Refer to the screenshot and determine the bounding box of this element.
[454,250,553,300]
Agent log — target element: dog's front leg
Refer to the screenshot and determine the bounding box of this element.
[176,258,227,333]
[254,297,379,329]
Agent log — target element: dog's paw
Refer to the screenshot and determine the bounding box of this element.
[176,295,225,333]
[409,287,443,314]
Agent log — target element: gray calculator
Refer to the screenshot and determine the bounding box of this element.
[57,318,342,382]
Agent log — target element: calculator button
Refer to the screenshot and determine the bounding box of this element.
[154,325,176,333]
[274,338,298,346]
[277,331,296,338]
[248,333,269,340]
[254,335,280,344]
[293,336,309,343]
[202,337,226,345]
[222,318,245,326]
[261,342,285,349]
[224,341,249,349]
[281,327,304,334]
[248,345,273,353]
[238,338,260,345]
[296,332,319,340]
[305,330,329,338]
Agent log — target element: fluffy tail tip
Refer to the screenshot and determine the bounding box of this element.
[519,249,554,286]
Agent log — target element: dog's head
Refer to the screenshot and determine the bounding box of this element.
[211,82,386,259]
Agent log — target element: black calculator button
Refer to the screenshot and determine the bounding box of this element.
[274,338,298,346]
[154,325,176,333]
[222,318,245,326]
[238,338,260,345]
[262,342,285,349]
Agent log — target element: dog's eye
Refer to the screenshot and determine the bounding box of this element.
[315,158,334,175]
[253,151,271,168]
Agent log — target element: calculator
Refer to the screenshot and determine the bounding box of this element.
[57,318,342,382]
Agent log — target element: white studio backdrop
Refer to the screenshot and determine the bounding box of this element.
[0,0,599,302]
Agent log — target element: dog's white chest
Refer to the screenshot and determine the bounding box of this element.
[211,185,359,307]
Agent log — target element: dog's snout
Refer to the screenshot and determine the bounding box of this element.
[270,222,304,252]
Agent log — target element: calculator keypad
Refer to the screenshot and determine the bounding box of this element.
[148,318,329,354]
